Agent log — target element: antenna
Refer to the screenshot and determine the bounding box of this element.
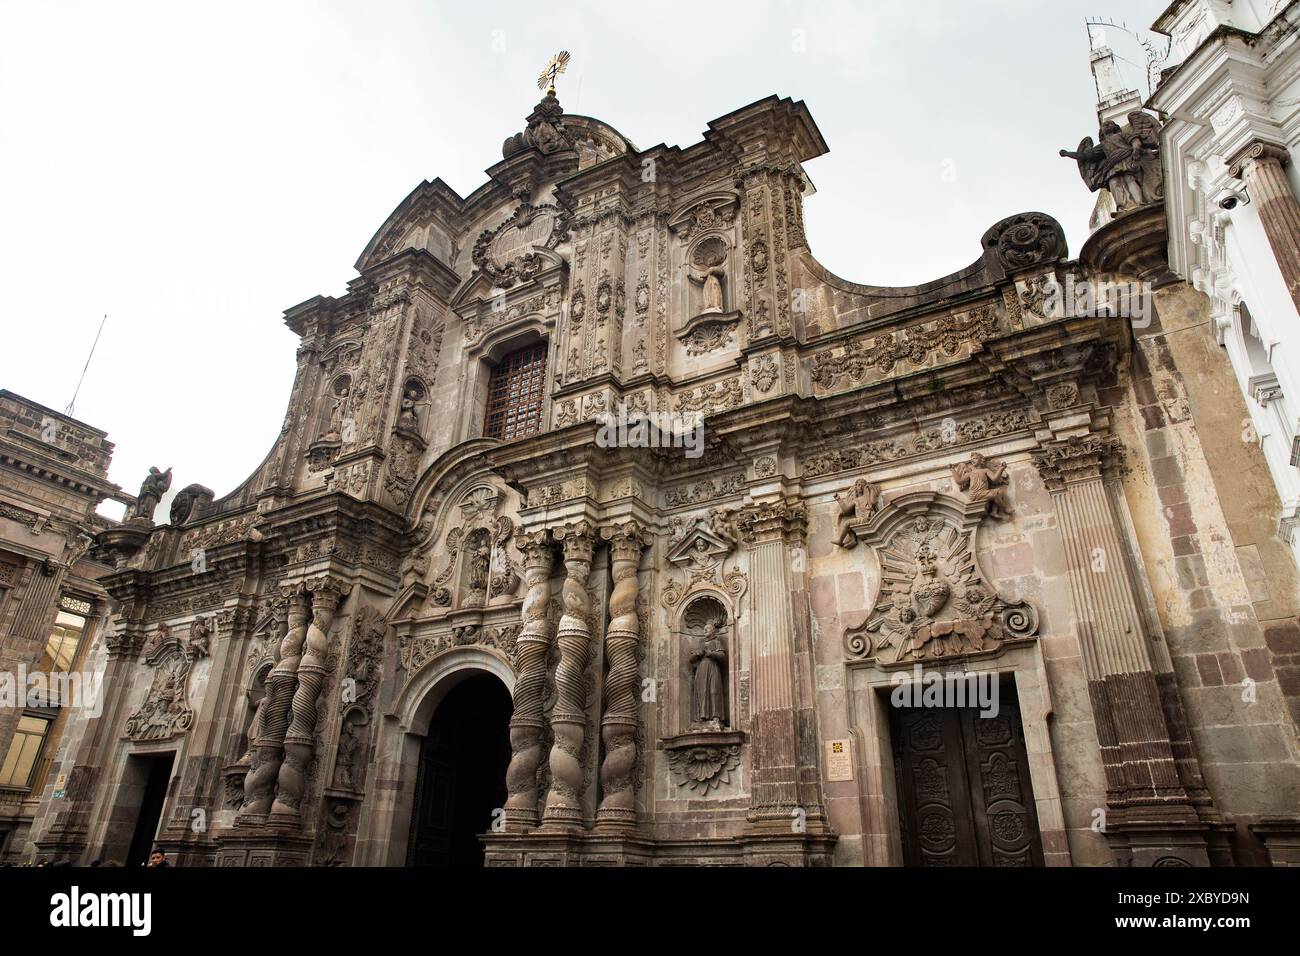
[65,314,107,417]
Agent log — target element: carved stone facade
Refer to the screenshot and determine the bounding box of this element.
[12,75,1300,868]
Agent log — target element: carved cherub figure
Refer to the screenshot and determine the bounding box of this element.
[706,507,733,540]
[951,452,1013,520]
[189,616,211,657]
[834,478,881,548]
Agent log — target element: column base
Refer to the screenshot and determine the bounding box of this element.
[481,830,836,866]
[1248,818,1300,866]
[1104,819,1215,867]
[213,828,315,867]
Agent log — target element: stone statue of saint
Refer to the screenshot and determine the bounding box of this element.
[1060,111,1163,213]
[701,272,724,313]
[467,542,490,596]
[398,384,422,431]
[132,466,172,523]
[834,478,880,548]
[690,621,728,726]
[951,452,1013,520]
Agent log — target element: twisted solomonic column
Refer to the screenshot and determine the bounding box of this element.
[271,582,342,823]
[542,520,596,830]
[239,589,309,823]
[596,520,650,832]
[502,529,555,831]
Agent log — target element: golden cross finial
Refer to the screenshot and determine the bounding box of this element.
[537,50,571,96]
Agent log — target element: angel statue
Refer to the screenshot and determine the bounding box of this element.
[951,452,1013,520]
[834,479,881,548]
[689,620,728,727]
[131,466,172,524]
[1059,111,1163,213]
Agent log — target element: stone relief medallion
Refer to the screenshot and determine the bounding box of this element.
[123,629,196,741]
[472,202,570,286]
[843,491,1038,667]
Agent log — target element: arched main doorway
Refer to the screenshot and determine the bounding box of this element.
[406,672,512,866]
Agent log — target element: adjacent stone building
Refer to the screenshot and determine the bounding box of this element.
[15,42,1300,865]
[0,391,122,861]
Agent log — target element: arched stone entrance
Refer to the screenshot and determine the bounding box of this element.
[359,648,514,867]
[407,673,512,866]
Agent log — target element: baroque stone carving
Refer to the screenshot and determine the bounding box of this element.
[596,520,650,829]
[981,212,1067,271]
[689,616,728,727]
[129,466,172,524]
[1060,111,1163,213]
[951,452,1013,520]
[666,738,742,793]
[123,628,194,741]
[472,199,571,287]
[810,307,999,391]
[802,408,1033,478]
[834,478,881,548]
[503,529,554,829]
[1030,434,1125,492]
[543,521,596,827]
[843,493,1038,665]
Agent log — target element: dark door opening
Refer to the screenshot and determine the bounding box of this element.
[124,753,174,867]
[890,678,1044,867]
[407,673,512,867]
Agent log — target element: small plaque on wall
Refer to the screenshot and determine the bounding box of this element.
[825,739,853,782]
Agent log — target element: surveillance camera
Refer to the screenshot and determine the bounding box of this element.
[1212,185,1249,210]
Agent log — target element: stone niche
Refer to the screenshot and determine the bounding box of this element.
[660,518,748,795]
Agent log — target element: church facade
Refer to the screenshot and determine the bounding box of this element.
[22,71,1300,866]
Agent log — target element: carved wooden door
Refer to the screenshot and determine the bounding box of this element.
[407,730,455,866]
[890,688,1044,866]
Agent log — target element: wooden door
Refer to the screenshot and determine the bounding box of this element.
[890,685,1043,867]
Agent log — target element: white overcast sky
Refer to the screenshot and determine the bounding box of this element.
[0,0,1170,514]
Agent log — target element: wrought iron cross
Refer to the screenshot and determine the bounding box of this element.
[537,50,571,95]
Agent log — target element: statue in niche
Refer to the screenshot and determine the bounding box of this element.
[465,536,490,602]
[834,479,881,548]
[325,376,350,440]
[331,710,367,790]
[689,619,728,728]
[1059,111,1163,213]
[397,382,424,432]
[951,452,1013,520]
[701,272,724,314]
[131,466,172,523]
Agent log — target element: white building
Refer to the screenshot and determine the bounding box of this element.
[1151,0,1300,566]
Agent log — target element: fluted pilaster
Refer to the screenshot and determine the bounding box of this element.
[1032,435,1192,814]
[1230,140,1300,313]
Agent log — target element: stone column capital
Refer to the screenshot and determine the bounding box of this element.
[1031,434,1126,492]
[1228,139,1290,180]
[733,498,807,545]
[514,528,555,570]
[552,520,596,561]
[600,519,651,561]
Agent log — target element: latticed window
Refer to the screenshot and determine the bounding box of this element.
[484,344,547,440]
